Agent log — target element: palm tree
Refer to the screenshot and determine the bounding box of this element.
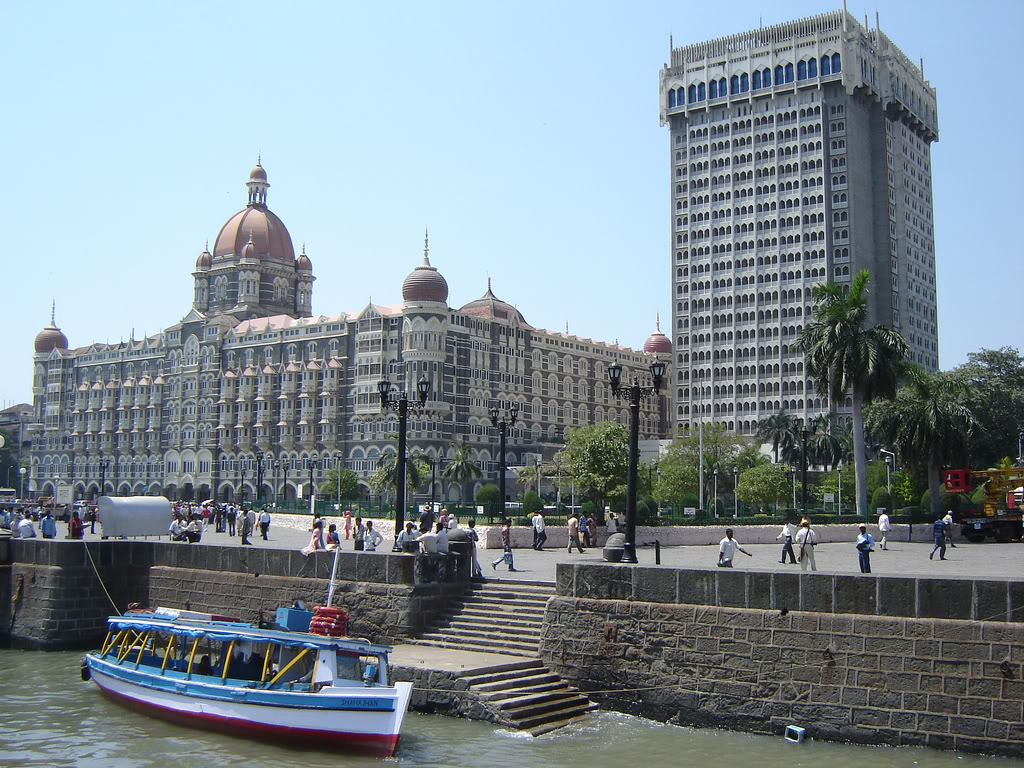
[440,440,481,499]
[865,366,976,517]
[369,453,428,498]
[808,414,844,470]
[796,270,908,517]
[757,410,797,464]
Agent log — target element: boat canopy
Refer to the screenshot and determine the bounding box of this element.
[107,614,393,656]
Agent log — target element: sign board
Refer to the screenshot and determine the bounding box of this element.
[876,507,886,515]
[683,507,697,517]
[56,484,73,505]
[823,493,835,503]
[476,505,485,515]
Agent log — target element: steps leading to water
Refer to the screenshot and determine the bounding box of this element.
[409,579,598,735]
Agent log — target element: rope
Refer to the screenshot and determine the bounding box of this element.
[83,540,121,615]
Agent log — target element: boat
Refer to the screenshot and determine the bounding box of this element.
[82,606,413,757]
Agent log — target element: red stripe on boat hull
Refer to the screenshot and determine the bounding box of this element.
[97,684,401,757]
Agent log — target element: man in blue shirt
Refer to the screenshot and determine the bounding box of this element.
[929,516,947,561]
[855,524,874,573]
[40,509,57,539]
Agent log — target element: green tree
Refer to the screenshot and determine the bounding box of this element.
[796,270,908,517]
[756,411,796,464]
[865,366,976,518]
[951,347,1024,469]
[0,428,21,492]
[563,422,628,507]
[440,441,481,499]
[318,466,360,501]
[475,483,500,514]
[817,464,855,505]
[522,491,543,516]
[369,453,429,498]
[654,424,758,507]
[736,463,790,507]
[890,469,918,508]
[870,486,892,514]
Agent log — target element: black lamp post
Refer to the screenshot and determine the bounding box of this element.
[99,456,110,499]
[733,465,739,517]
[607,356,666,564]
[800,427,809,516]
[273,460,281,503]
[255,451,264,504]
[240,464,247,506]
[490,404,519,521]
[379,375,431,544]
[308,458,318,503]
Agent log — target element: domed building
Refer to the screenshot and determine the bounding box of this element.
[642,314,672,356]
[28,164,669,503]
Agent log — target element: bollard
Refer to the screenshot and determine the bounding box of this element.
[655,539,661,565]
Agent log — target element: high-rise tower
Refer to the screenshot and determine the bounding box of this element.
[660,10,938,435]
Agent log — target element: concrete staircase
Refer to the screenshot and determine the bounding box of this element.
[411,579,551,657]
[411,579,598,734]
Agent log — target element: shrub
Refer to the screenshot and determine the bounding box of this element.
[870,487,892,514]
[522,491,543,516]
[475,483,500,513]
[581,500,596,519]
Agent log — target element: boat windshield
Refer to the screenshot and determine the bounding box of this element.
[335,651,386,686]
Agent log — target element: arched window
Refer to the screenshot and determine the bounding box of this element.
[719,78,727,96]
[709,80,718,99]
[753,70,761,89]
[730,75,739,94]
[808,58,817,77]
[797,60,807,80]
[688,84,696,103]
[697,82,706,101]
[774,65,784,84]
[785,63,794,82]
[831,53,841,72]
[668,89,676,108]
[741,73,749,91]
[821,55,831,76]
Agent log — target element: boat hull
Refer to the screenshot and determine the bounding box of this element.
[87,657,412,757]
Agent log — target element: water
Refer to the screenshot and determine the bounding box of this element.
[0,650,1017,767]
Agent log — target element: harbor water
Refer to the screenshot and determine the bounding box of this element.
[0,650,1018,767]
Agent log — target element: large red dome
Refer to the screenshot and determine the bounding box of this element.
[212,165,295,264]
[35,322,68,354]
[643,315,672,355]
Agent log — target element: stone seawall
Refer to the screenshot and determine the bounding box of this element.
[0,539,467,650]
[540,564,1024,757]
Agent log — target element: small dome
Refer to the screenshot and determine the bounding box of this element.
[241,232,257,261]
[297,245,312,273]
[643,314,672,355]
[195,245,212,270]
[35,323,68,354]
[402,232,448,303]
[249,164,267,181]
[459,280,529,325]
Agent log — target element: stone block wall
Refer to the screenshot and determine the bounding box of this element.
[540,564,1024,756]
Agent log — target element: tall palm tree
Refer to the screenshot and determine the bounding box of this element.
[808,414,844,470]
[865,366,976,517]
[796,270,908,517]
[440,440,481,499]
[757,410,797,464]
[369,453,428,498]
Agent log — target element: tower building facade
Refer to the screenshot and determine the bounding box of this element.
[660,10,938,435]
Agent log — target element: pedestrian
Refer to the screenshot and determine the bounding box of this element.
[531,509,547,550]
[587,513,598,546]
[301,520,323,556]
[877,509,891,551]
[795,517,818,571]
[226,504,237,536]
[69,510,84,540]
[419,505,435,533]
[439,508,449,529]
[718,528,752,568]
[567,513,585,553]
[353,516,366,551]
[856,524,875,573]
[41,509,57,539]
[776,516,797,563]
[18,513,38,538]
[447,513,458,530]
[88,505,97,534]
[240,509,253,546]
[606,508,617,535]
[579,514,590,548]
[467,518,483,579]
[364,520,384,552]
[930,515,947,560]
[435,521,449,554]
[491,518,517,571]
[325,523,341,550]
[344,510,352,540]
[942,509,957,548]
[258,508,271,540]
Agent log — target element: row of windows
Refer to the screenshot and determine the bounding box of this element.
[667,55,842,107]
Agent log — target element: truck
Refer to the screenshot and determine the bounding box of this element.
[942,468,1024,543]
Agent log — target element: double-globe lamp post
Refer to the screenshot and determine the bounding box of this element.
[607,357,666,564]
[379,376,431,548]
[490,404,519,521]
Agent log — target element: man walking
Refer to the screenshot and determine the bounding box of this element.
[930,514,947,560]
[258,508,271,540]
[40,509,57,539]
[776,517,797,563]
[718,529,752,568]
[567,513,585,554]
[856,524,875,573]
[795,518,818,571]
[226,504,237,537]
[942,509,957,548]
[531,509,547,550]
[491,518,517,571]
[877,509,891,551]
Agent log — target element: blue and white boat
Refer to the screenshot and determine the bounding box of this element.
[82,607,413,757]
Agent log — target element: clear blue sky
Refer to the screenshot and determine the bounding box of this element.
[2,0,1020,405]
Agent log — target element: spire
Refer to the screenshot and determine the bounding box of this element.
[565,321,569,334]
[656,312,661,332]
[423,227,430,266]
[257,152,261,166]
[50,299,56,326]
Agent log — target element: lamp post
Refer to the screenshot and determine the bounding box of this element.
[489,404,519,522]
[879,448,894,493]
[379,375,431,544]
[255,450,264,504]
[99,456,109,499]
[1018,431,1024,466]
[732,466,738,517]
[19,466,26,500]
[713,466,719,518]
[607,356,666,564]
[801,427,809,516]
[273,460,281,503]
[308,458,318,516]
[791,466,797,509]
[240,465,247,506]
[336,453,344,507]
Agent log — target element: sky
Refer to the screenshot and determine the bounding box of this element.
[2,0,1021,406]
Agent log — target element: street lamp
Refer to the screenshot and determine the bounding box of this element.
[732,466,738,517]
[489,403,519,522]
[800,427,809,516]
[240,464,247,506]
[379,375,431,545]
[308,458,318,515]
[19,466,26,500]
[607,356,666,564]
[791,466,797,509]
[273,460,281,503]
[255,450,264,504]
[879,448,895,493]
[713,466,719,518]
[99,456,110,499]
[335,452,344,507]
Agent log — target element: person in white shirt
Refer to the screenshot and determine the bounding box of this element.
[776,517,797,563]
[942,510,957,548]
[258,509,271,540]
[436,522,450,554]
[417,529,439,554]
[17,515,37,539]
[606,509,617,535]
[447,514,458,531]
[531,511,547,550]
[877,511,891,551]
[718,528,752,568]
[795,518,818,571]
[856,524,875,573]
[364,521,384,552]
[395,521,417,552]
[169,518,184,541]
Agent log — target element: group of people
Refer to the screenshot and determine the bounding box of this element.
[168,502,273,546]
[1,506,84,539]
[528,508,619,553]
[300,514,384,556]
